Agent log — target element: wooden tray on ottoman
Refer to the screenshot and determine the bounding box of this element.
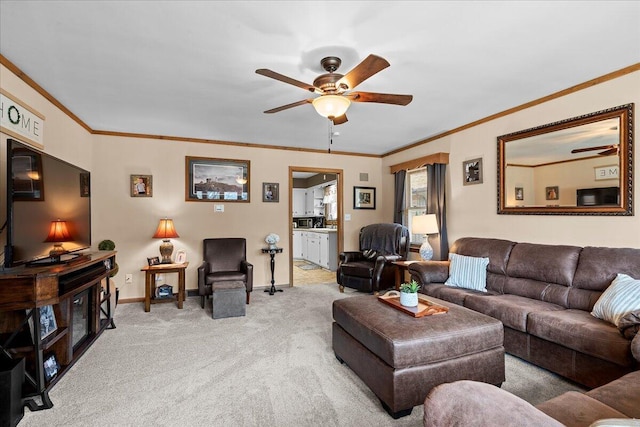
[378,291,449,318]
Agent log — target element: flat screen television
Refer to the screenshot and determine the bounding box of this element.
[2,139,91,268]
[576,186,619,207]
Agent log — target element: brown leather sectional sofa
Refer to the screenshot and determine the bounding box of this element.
[409,237,640,388]
[423,370,640,427]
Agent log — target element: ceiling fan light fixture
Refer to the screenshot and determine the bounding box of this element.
[312,95,351,119]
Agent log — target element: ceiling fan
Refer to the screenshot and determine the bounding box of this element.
[571,144,619,156]
[256,54,413,125]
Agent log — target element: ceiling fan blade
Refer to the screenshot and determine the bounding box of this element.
[264,99,312,114]
[336,54,390,91]
[599,148,618,156]
[332,114,348,125]
[346,91,413,106]
[256,69,317,93]
[571,144,616,154]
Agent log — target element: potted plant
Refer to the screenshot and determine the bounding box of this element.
[399,279,421,307]
[98,239,120,303]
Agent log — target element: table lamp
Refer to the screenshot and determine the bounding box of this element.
[153,218,179,263]
[412,214,439,260]
[44,219,72,258]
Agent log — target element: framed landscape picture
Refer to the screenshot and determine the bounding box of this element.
[354,186,376,209]
[185,156,250,202]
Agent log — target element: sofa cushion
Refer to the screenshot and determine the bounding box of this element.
[591,274,640,327]
[586,370,640,418]
[445,253,489,292]
[506,243,582,288]
[527,309,634,367]
[535,392,627,427]
[422,284,495,306]
[464,294,564,332]
[450,237,515,276]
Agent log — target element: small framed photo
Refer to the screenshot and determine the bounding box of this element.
[546,186,559,200]
[147,256,160,266]
[131,174,152,197]
[515,187,524,201]
[43,353,60,382]
[175,250,187,264]
[354,186,376,210]
[463,158,483,185]
[262,182,279,202]
[35,305,58,341]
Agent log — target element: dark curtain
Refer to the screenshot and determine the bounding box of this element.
[426,163,448,260]
[393,170,406,224]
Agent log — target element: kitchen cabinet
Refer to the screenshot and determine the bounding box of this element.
[292,188,306,216]
[306,232,321,265]
[319,232,337,270]
[293,230,306,259]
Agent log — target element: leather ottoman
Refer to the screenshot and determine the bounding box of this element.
[332,294,505,418]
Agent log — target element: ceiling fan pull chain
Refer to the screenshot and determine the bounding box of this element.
[328,119,333,153]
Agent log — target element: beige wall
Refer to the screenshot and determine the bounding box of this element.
[91,135,384,298]
[3,61,639,300]
[383,71,640,249]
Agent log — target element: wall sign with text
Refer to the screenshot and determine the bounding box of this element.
[0,89,46,149]
[594,164,619,181]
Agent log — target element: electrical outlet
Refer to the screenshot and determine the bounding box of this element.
[125,274,133,284]
[156,274,164,283]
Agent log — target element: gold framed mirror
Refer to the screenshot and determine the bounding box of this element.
[498,104,633,215]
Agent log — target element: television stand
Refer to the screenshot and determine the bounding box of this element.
[0,251,116,410]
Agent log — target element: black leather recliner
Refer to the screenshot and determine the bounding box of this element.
[336,223,410,294]
[197,238,253,307]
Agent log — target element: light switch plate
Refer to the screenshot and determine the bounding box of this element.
[345,213,351,221]
[214,204,224,212]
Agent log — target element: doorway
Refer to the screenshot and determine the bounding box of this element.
[289,167,343,286]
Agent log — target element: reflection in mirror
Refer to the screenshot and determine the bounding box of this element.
[498,104,633,215]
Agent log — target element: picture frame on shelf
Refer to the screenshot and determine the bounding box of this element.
[28,305,57,341]
[131,174,152,197]
[147,256,160,266]
[175,250,187,264]
[43,353,60,382]
[262,182,279,202]
[185,156,250,202]
[463,158,483,186]
[353,186,376,210]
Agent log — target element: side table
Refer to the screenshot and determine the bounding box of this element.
[392,260,418,290]
[262,247,283,295]
[141,262,188,312]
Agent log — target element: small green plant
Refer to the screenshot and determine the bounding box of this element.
[399,279,420,294]
[98,239,116,251]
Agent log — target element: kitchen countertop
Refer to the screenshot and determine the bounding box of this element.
[293,228,337,233]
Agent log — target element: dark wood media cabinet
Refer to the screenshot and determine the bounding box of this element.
[0,251,116,410]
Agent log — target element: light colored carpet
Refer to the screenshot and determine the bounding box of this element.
[19,283,585,426]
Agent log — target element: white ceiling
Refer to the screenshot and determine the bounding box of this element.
[1,1,639,156]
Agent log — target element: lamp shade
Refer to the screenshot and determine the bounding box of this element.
[312,95,351,118]
[44,220,72,242]
[412,214,439,235]
[152,218,179,239]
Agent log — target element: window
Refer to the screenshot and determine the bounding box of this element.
[405,167,427,244]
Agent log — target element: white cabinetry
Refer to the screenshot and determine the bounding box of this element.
[297,230,337,271]
[319,232,337,270]
[293,188,306,217]
[293,230,307,259]
[306,232,321,265]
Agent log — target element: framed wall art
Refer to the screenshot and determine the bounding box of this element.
[463,158,483,186]
[131,174,152,197]
[546,186,559,200]
[515,187,524,201]
[185,156,250,202]
[262,182,279,202]
[354,186,376,210]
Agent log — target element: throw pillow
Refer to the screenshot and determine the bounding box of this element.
[591,273,640,327]
[445,253,489,292]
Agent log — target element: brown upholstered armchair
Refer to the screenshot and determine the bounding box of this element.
[197,238,253,307]
[337,223,410,294]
